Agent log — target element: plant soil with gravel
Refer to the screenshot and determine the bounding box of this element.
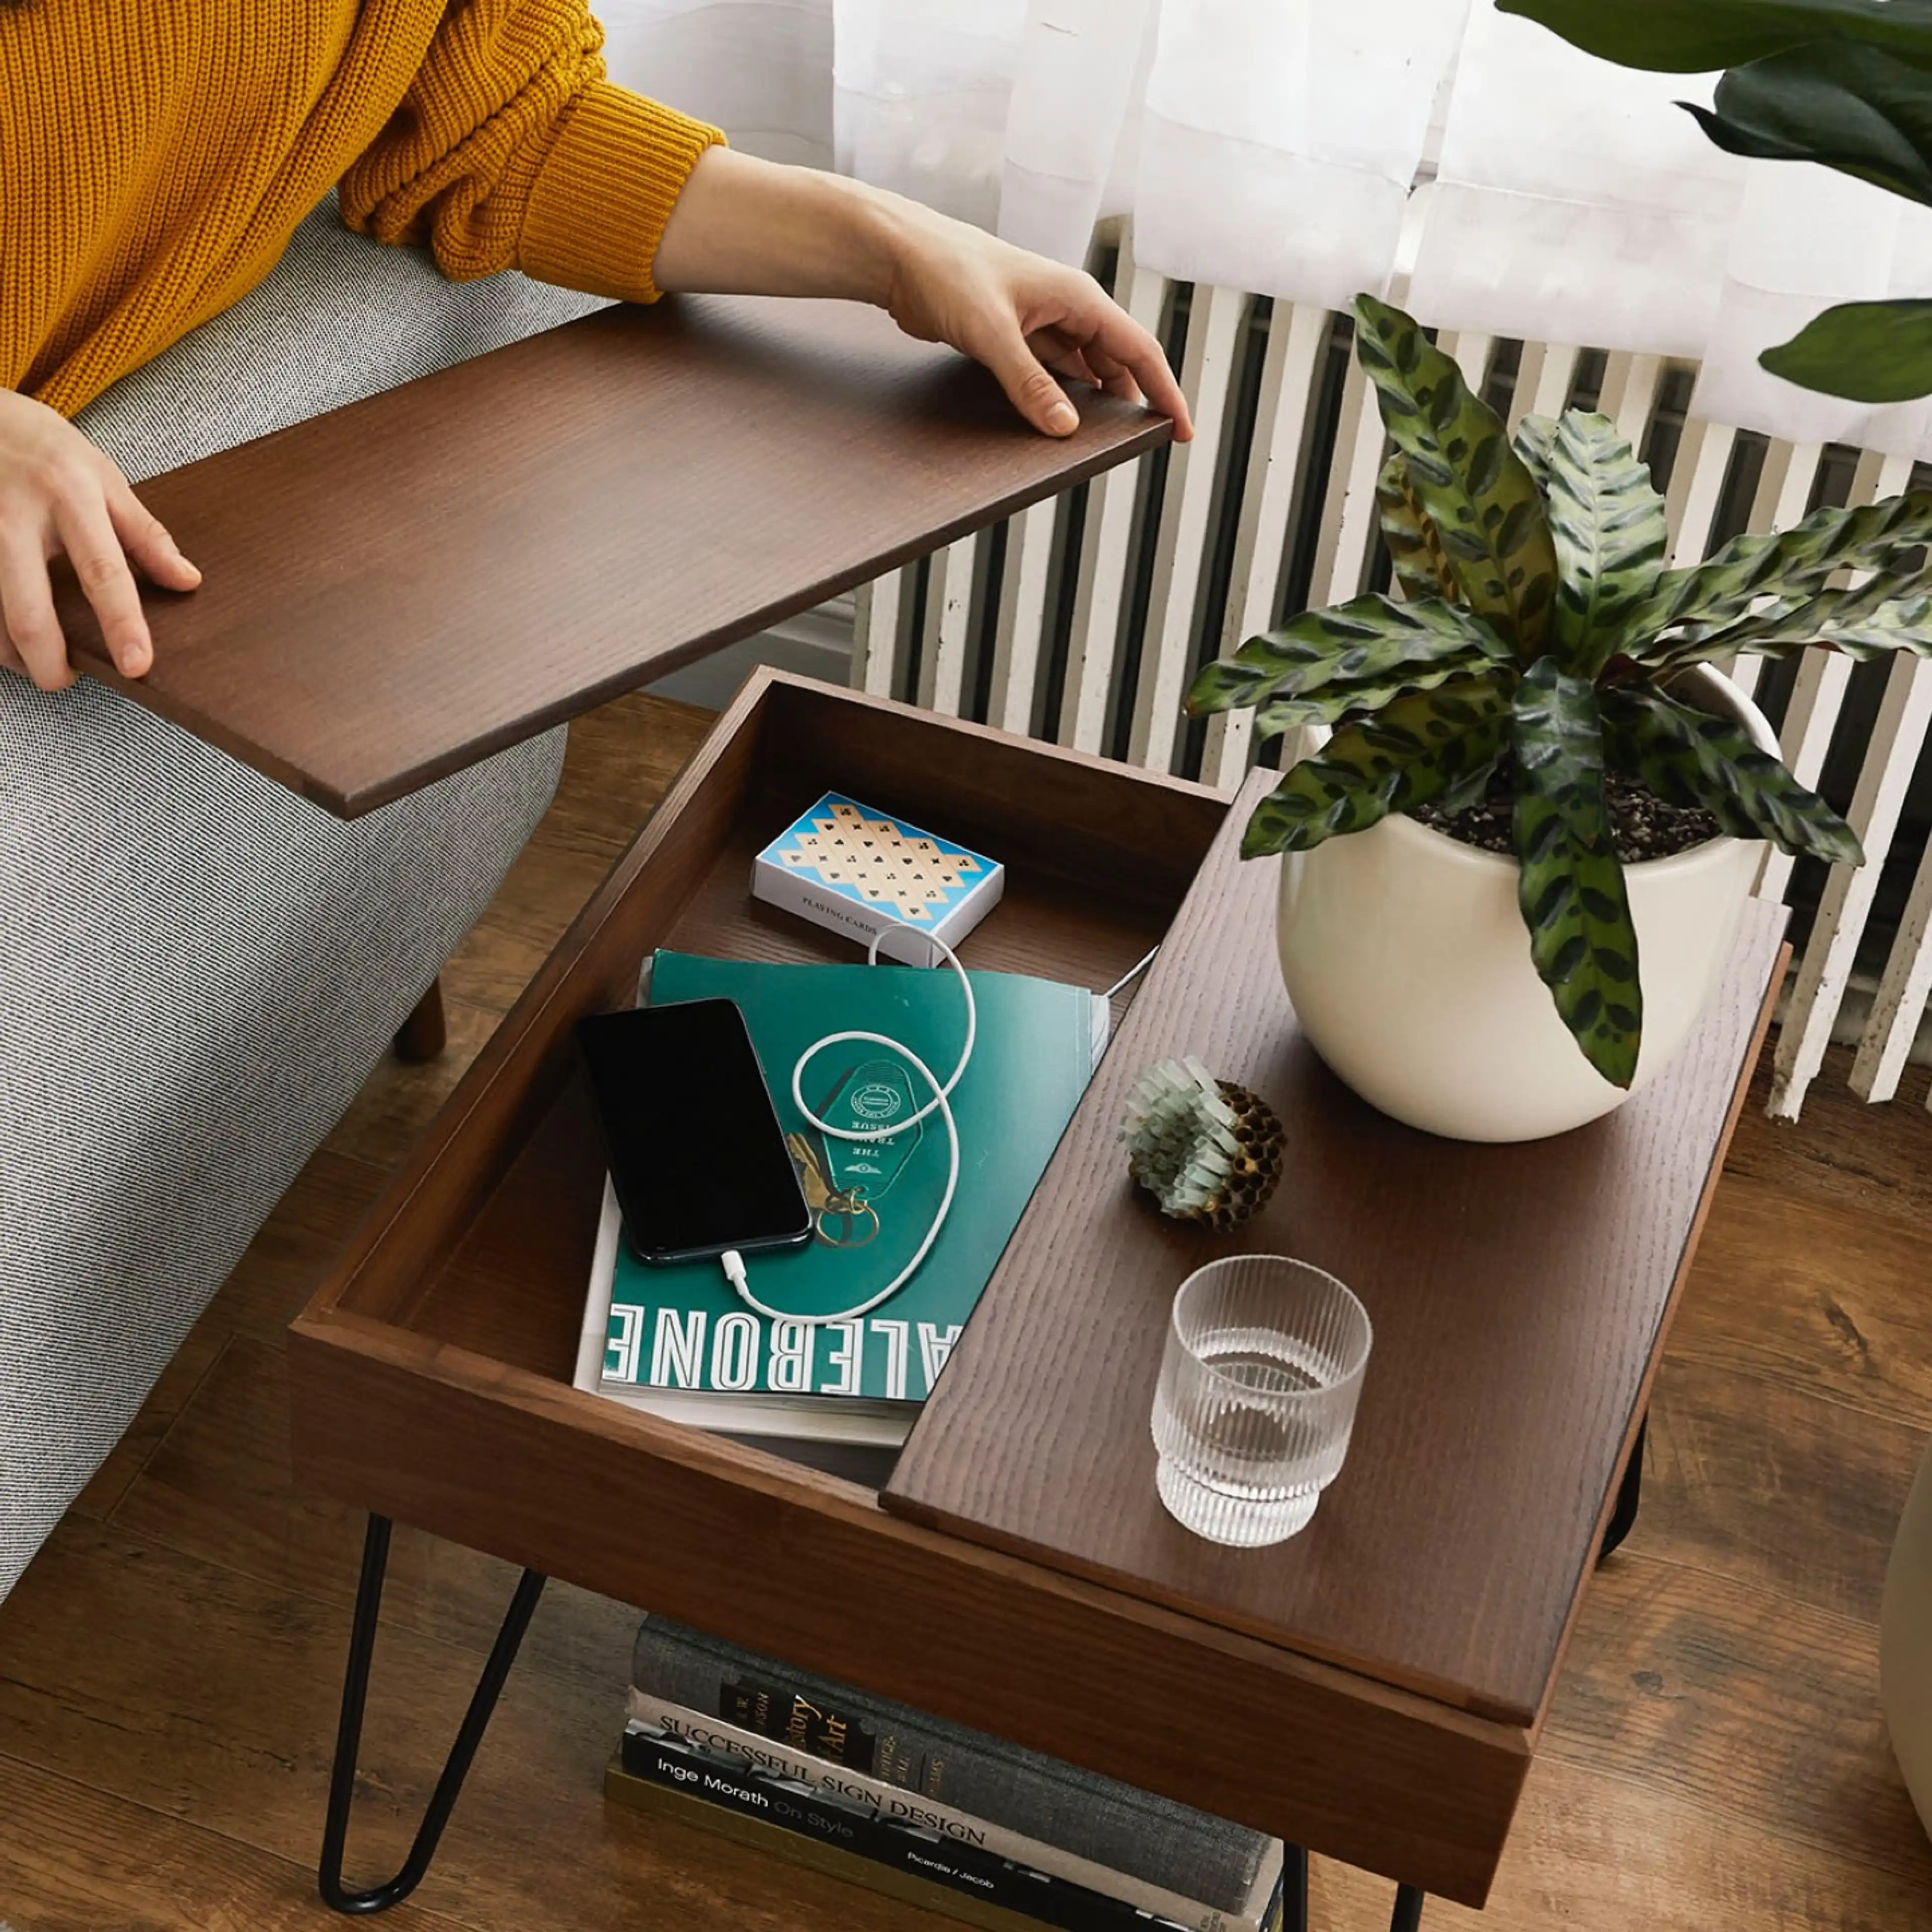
[1410,758,1723,863]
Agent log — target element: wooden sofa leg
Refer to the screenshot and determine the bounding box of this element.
[393,978,448,1064]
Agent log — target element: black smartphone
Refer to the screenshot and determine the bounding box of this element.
[578,998,813,1266]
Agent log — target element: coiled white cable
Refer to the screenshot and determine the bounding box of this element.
[719,921,974,1327]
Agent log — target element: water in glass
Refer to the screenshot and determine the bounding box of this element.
[1151,1256,1371,1548]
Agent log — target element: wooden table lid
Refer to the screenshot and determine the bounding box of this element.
[59,296,1169,817]
[884,785,1788,1728]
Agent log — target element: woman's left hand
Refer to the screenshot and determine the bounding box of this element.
[653,149,1193,442]
[879,198,1193,442]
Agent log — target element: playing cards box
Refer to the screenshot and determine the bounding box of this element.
[751,793,1004,966]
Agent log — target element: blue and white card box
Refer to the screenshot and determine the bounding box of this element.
[752,793,1005,967]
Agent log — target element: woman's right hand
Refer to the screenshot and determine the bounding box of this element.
[0,388,201,691]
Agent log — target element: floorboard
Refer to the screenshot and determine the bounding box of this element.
[3,688,1930,1930]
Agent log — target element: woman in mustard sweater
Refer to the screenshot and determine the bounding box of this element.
[0,0,1187,688]
[0,0,1188,1601]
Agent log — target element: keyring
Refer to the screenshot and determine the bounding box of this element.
[816,1191,881,1250]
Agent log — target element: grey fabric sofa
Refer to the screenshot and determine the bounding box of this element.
[0,197,612,1597]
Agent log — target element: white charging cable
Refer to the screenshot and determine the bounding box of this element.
[719,921,975,1328]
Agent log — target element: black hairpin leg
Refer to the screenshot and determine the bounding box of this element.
[319,1514,547,1914]
[1281,1847,1424,1930]
[1597,1414,1648,1564]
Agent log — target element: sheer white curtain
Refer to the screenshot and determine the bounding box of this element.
[997,0,1153,267]
[1405,6,1738,358]
[1695,168,1932,459]
[1134,0,1469,309]
[601,0,835,167]
[830,0,1030,229]
[599,0,1927,451]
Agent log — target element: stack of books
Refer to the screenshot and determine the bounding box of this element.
[607,1616,1287,1932]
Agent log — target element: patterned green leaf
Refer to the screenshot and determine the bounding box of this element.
[1672,567,1932,664]
[1351,294,1559,654]
[1511,659,1642,1089]
[1239,674,1515,858]
[1512,414,1558,496]
[1601,684,1865,863]
[1545,413,1670,674]
[1376,453,1460,602]
[1627,490,1932,648]
[1252,650,1500,738]
[1187,594,1511,717]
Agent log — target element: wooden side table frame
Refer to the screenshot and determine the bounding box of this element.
[290,674,1785,1931]
[85,282,1727,1924]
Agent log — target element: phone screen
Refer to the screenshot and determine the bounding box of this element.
[578,998,813,1265]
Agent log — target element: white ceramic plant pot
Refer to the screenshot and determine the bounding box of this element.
[1883,1439,1932,1846]
[1274,667,1780,1143]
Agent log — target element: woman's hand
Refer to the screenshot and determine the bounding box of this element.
[653,149,1192,442]
[0,388,201,692]
[878,199,1191,441]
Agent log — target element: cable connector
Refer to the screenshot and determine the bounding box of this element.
[720,1249,750,1298]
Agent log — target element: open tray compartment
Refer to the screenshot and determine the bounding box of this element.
[306,671,1207,1381]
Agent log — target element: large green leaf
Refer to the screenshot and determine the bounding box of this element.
[1187,593,1511,716]
[1677,570,1932,663]
[1376,453,1459,602]
[1689,43,1932,204]
[1760,298,1932,401]
[1627,490,1932,649]
[1239,674,1514,858]
[1496,0,1932,74]
[1351,294,1559,654]
[1544,412,1670,672]
[1601,684,1865,862]
[1510,659,1642,1089]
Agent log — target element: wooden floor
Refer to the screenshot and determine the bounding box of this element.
[4,690,1932,1932]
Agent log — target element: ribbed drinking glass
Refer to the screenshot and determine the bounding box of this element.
[1151,1255,1373,1547]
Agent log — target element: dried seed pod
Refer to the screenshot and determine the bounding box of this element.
[1119,1056,1285,1232]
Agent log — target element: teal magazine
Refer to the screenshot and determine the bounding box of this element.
[578,950,1108,1445]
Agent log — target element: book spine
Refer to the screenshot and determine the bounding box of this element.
[628,1697,1240,1932]
[606,1761,1077,1932]
[620,1733,1187,1932]
[630,1624,1255,1911]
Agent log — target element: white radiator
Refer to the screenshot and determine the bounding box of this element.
[829,240,1932,1124]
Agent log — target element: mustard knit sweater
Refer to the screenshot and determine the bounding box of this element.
[1,0,725,418]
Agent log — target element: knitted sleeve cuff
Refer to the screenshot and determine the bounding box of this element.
[520,82,725,303]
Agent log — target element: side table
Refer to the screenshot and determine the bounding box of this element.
[290,670,1787,1927]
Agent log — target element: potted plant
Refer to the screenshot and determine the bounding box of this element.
[1186,293,1932,1143]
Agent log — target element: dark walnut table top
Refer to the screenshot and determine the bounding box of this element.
[58,295,1169,817]
[886,779,1789,1730]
